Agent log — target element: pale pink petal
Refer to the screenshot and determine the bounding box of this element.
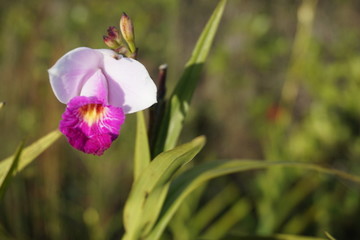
[48,47,103,104]
[97,49,157,114]
[80,69,108,103]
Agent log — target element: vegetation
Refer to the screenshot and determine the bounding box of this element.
[1,0,360,239]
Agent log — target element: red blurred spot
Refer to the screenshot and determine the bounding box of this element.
[266,104,283,122]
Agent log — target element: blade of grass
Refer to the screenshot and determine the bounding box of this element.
[0,130,62,184]
[147,160,360,240]
[272,177,320,232]
[0,141,24,200]
[282,204,317,234]
[169,184,207,239]
[202,199,251,239]
[123,136,206,240]
[153,0,227,156]
[134,111,151,181]
[324,232,336,240]
[206,234,326,240]
[192,183,240,235]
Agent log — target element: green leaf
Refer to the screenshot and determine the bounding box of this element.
[206,234,326,240]
[0,102,5,110]
[153,0,227,156]
[192,183,240,235]
[122,136,206,240]
[148,160,360,240]
[0,141,24,200]
[324,232,336,240]
[202,199,251,239]
[168,184,207,239]
[0,130,62,185]
[134,111,151,181]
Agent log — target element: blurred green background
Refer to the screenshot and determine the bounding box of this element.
[1,0,360,239]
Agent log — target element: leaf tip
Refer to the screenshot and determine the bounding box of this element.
[192,135,207,148]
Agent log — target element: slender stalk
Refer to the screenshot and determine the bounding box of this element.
[149,64,168,157]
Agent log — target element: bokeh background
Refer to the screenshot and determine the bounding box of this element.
[1,0,360,239]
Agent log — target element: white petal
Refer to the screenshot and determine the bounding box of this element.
[80,69,108,103]
[97,49,157,114]
[48,47,103,104]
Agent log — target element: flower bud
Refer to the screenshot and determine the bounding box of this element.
[107,26,121,43]
[120,12,136,53]
[103,35,120,49]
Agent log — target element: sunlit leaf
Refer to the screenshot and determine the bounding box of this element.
[123,136,206,240]
[0,130,62,185]
[148,160,360,240]
[324,232,336,240]
[153,0,227,156]
[134,111,151,181]
[0,141,24,200]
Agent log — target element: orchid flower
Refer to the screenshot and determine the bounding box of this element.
[49,47,157,155]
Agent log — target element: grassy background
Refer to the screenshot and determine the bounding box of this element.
[1,0,360,239]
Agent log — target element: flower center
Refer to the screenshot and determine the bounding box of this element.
[79,103,107,126]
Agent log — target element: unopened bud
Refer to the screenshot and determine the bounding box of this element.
[107,26,121,43]
[120,12,136,53]
[103,35,120,49]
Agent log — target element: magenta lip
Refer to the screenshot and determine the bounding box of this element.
[59,96,125,155]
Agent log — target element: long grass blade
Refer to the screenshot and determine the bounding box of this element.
[123,136,206,240]
[0,130,62,185]
[148,160,360,239]
[0,141,24,200]
[153,0,227,156]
